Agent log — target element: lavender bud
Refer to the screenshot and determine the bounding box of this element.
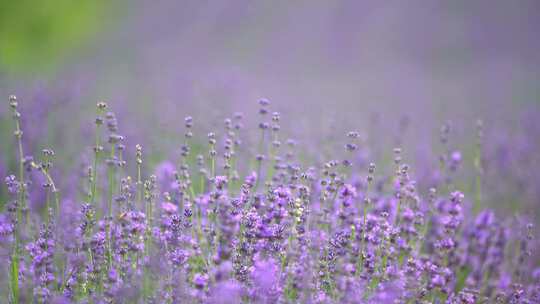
[258,98,270,106]
[185,116,193,128]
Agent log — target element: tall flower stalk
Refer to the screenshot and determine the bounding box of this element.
[8,95,25,304]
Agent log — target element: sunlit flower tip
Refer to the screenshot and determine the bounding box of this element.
[97,101,108,110]
[9,94,18,108]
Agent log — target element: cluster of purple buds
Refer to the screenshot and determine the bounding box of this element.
[0,95,538,304]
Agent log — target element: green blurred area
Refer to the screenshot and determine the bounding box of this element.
[0,0,114,73]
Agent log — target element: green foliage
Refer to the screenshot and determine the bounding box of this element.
[455,266,471,293]
[0,0,113,72]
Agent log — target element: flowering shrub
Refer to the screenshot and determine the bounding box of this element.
[0,95,538,303]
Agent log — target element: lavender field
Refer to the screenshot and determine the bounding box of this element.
[1,1,540,303]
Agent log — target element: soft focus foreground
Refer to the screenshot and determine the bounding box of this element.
[0,96,538,303]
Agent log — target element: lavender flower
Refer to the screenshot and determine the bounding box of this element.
[0,96,538,304]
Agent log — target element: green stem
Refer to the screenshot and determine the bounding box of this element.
[12,118,27,231]
[254,128,265,190]
[137,164,142,204]
[358,183,370,274]
[106,145,116,271]
[9,97,24,304]
[266,130,278,182]
[108,145,115,218]
[10,250,19,304]
[91,109,103,209]
[473,124,482,215]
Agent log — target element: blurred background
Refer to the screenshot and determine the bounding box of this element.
[0,0,539,217]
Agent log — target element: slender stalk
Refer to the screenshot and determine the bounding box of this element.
[473,119,483,215]
[254,128,265,190]
[108,145,116,219]
[16,122,25,223]
[31,160,60,221]
[136,144,143,206]
[91,103,106,210]
[208,133,217,180]
[9,96,26,228]
[358,186,370,274]
[106,144,116,270]
[266,117,280,183]
[10,250,19,304]
[142,175,156,300]
[8,95,23,304]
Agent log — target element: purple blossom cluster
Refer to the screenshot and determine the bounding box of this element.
[0,95,539,304]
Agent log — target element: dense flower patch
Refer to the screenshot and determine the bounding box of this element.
[0,95,538,303]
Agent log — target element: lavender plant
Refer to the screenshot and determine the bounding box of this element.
[0,95,539,304]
